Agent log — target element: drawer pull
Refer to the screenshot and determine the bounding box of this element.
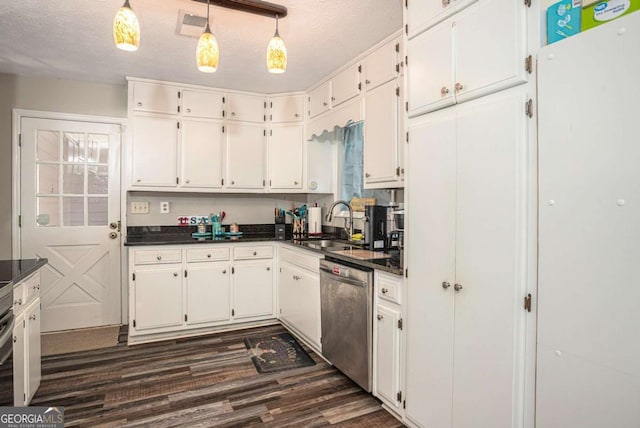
[207,254,212,258]
[253,251,257,256]
[222,270,227,274]
[13,336,17,343]
[377,314,384,321]
[137,101,142,107]
[266,267,270,271]
[173,272,178,277]
[14,298,22,306]
[29,314,37,321]
[157,255,162,261]
[381,288,389,294]
[186,108,191,113]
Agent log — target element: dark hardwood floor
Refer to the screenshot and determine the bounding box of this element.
[7,324,404,427]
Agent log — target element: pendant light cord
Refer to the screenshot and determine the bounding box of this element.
[206,0,211,33]
[275,14,279,36]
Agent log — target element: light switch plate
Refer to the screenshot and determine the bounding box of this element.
[160,201,170,213]
[131,201,149,214]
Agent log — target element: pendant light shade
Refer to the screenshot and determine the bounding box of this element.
[197,0,219,72]
[266,16,287,74]
[113,0,140,51]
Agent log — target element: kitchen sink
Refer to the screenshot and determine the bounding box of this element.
[305,240,351,250]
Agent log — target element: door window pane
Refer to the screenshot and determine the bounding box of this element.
[37,197,59,227]
[87,134,109,163]
[88,166,108,194]
[36,130,59,161]
[63,132,85,163]
[37,164,59,194]
[88,197,108,226]
[63,164,85,194]
[62,197,84,226]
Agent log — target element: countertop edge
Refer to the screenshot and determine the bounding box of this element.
[2,258,48,286]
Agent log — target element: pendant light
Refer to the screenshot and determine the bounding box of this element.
[196,0,220,73]
[266,15,287,74]
[113,0,140,51]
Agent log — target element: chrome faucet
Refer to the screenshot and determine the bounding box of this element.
[326,200,354,241]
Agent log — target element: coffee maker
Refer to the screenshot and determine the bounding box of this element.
[387,209,404,252]
[363,205,388,251]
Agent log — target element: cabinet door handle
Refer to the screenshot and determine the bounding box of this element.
[377,314,383,320]
[455,82,464,92]
[185,179,190,184]
[442,0,450,6]
[381,288,389,294]
[331,97,335,102]
[231,112,236,116]
[207,254,212,258]
[365,79,371,84]
[266,267,270,271]
[137,101,142,107]
[365,173,371,178]
[442,281,451,289]
[441,86,450,96]
[136,179,141,183]
[173,272,178,277]
[294,181,299,185]
[186,108,191,113]
[294,113,300,118]
[454,283,463,291]
[222,270,227,274]
[14,298,22,306]
[13,336,17,343]
[157,255,162,260]
[323,102,328,107]
[231,180,235,185]
[253,251,257,256]
[29,314,37,321]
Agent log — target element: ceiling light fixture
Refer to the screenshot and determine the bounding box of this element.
[266,15,287,74]
[196,0,220,73]
[113,0,140,51]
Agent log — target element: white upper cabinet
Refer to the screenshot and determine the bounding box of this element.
[331,63,362,107]
[268,123,304,190]
[407,0,478,39]
[364,38,401,90]
[226,123,266,189]
[131,114,178,187]
[180,119,224,189]
[407,0,528,117]
[308,81,331,118]
[226,93,267,123]
[182,89,225,119]
[132,82,180,115]
[270,95,304,123]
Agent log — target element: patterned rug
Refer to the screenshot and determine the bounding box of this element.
[244,332,316,373]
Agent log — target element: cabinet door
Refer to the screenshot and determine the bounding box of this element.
[226,123,266,189]
[279,263,321,347]
[185,262,230,325]
[226,94,266,123]
[268,124,303,190]
[132,115,178,187]
[407,0,478,39]
[405,110,457,428]
[454,0,527,104]
[453,88,527,428]
[233,260,274,319]
[270,95,304,123]
[308,82,331,118]
[364,80,399,186]
[364,39,399,90]
[375,304,401,409]
[407,18,455,117]
[182,90,224,119]
[12,314,26,406]
[331,63,361,107]
[133,265,183,331]
[181,119,224,188]
[26,301,41,404]
[131,82,180,115]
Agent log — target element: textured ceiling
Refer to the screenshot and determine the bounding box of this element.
[0,0,403,93]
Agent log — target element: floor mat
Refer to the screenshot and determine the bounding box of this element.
[41,325,121,356]
[244,332,316,373]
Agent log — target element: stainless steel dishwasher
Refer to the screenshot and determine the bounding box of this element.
[319,257,374,392]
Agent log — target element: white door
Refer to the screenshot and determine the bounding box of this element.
[182,90,224,119]
[331,63,361,107]
[181,119,224,189]
[269,96,304,123]
[232,261,273,319]
[226,123,266,190]
[364,38,399,90]
[364,80,399,185]
[308,82,331,118]
[20,117,122,332]
[131,114,178,187]
[375,303,401,408]
[132,264,183,331]
[185,262,230,325]
[226,93,266,123]
[407,0,455,39]
[268,124,303,190]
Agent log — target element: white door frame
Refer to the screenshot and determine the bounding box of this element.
[12,109,129,325]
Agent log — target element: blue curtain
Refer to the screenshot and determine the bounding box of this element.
[341,121,364,202]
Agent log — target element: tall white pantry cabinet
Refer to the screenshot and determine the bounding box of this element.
[403,0,537,427]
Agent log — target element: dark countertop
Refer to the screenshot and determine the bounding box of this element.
[0,258,48,292]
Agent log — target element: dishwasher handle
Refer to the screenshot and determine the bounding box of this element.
[319,266,368,288]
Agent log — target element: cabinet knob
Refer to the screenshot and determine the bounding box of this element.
[454,283,463,291]
[173,272,178,277]
[294,181,299,185]
[222,270,227,274]
[137,101,142,107]
[442,0,451,6]
[157,255,162,260]
[441,86,450,96]
[442,281,451,289]
[366,79,371,84]
[377,314,384,321]
[365,172,371,178]
[294,113,300,118]
[266,267,270,271]
[14,298,22,306]
[13,336,17,343]
[331,97,335,102]
[29,314,37,321]
[381,288,389,294]
[136,179,141,183]
[455,82,464,92]
[185,179,190,184]
[231,112,236,116]
[186,108,191,113]
[253,251,257,256]
[231,180,235,185]
[323,102,328,107]
[207,254,212,258]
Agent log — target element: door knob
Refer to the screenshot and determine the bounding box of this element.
[454,283,463,291]
[109,232,118,239]
[442,281,451,289]
[109,222,118,230]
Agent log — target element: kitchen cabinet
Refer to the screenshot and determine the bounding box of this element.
[364,38,401,91]
[180,119,224,189]
[185,261,231,326]
[406,0,478,39]
[226,123,267,190]
[131,114,178,187]
[331,63,362,107]
[182,89,224,119]
[269,95,304,123]
[364,79,402,188]
[25,302,41,404]
[226,93,267,123]
[131,81,180,115]
[232,260,274,320]
[373,271,403,413]
[308,81,331,118]
[268,123,304,191]
[132,264,183,332]
[405,87,533,428]
[12,312,25,406]
[278,246,322,351]
[407,0,528,117]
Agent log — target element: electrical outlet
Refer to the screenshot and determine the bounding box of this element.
[160,201,170,213]
[131,201,149,214]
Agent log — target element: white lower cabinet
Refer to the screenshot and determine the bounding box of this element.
[232,260,274,320]
[133,264,183,331]
[185,261,231,325]
[373,270,404,414]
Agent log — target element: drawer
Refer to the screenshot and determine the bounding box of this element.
[280,246,321,273]
[134,249,182,265]
[186,247,230,262]
[23,271,41,304]
[376,271,402,304]
[233,245,273,260]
